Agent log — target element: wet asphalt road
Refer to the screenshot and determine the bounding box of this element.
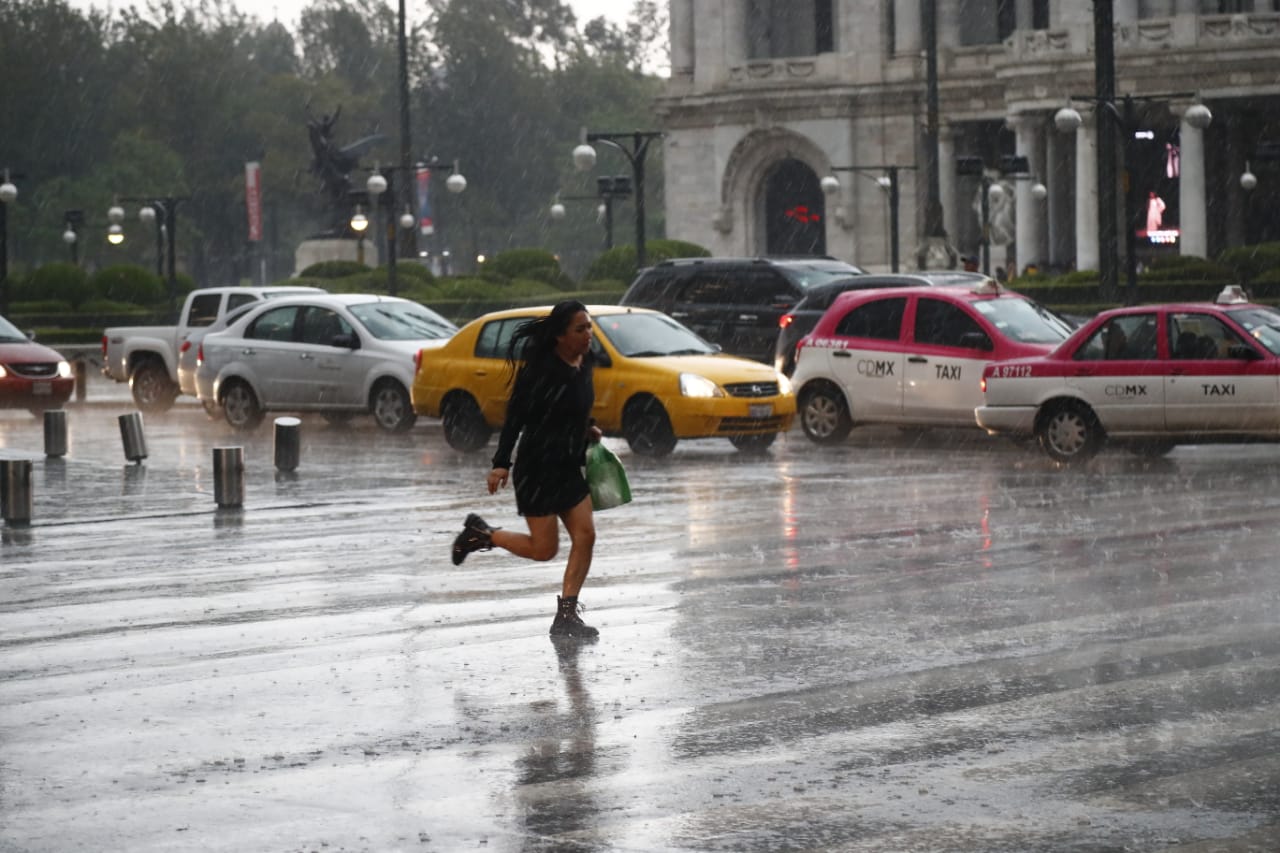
[2,391,1280,852]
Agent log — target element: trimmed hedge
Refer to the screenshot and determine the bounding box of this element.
[18,262,92,308]
[298,259,370,279]
[92,265,165,307]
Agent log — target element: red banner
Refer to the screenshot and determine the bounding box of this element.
[244,161,263,242]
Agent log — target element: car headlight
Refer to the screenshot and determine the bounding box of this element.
[679,372,724,398]
[0,365,8,379]
[57,360,73,379]
[775,370,792,395]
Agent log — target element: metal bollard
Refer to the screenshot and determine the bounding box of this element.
[118,412,148,463]
[213,446,245,508]
[74,359,87,403]
[44,410,68,458]
[1,459,33,526]
[273,417,301,473]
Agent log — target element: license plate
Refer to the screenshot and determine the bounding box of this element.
[748,403,772,419]
[32,382,52,396]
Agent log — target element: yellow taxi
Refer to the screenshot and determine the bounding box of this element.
[411,304,795,456]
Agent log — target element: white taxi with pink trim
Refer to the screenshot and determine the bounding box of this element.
[791,281,1073,443]
[976,286,1280,464]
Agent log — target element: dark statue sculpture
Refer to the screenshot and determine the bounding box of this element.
[305,105,387,236]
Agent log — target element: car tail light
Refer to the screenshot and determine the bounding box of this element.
[179,340,191,354]
[980,376,987,393]
[101,335,108,358]
[196,342,204,366]
[779,314,794,329]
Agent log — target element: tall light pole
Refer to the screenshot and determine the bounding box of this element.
[550,175,631,251]
[1055,95,1207,305]
[573,130,662,269]
[823,165,915,272]
[396,0,414,263]
[0,169,18,317]
[123,196,189,317]
[917,0,954,269]
[62,210,85,265]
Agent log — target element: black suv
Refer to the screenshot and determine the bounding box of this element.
[772,271,990,374]
[619,257,864,363]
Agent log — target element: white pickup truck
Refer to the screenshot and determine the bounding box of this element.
[101,285,323,412]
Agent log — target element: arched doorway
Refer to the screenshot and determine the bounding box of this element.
[764,158,826,256]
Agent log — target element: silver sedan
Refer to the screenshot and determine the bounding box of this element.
[196,293,456,432]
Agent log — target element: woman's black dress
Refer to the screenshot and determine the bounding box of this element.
[491,351,594,517]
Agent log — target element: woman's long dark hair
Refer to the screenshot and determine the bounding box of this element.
[505,300,588,381]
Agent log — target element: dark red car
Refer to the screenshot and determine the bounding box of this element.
[0,315,74,414]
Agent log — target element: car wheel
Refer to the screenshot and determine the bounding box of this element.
[221,380,265,431]
[1037,401,1102,465]
[129,359,178,413]
[729,433,777,454]
[441,393,492,452]
[623,396,677,457]
[799,384,852,445]
[371,381,416,432]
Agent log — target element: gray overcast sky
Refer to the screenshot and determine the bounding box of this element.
[67,0,630,30]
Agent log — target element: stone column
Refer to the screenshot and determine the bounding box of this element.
[1075,112,1099,273]
[1016,0,1034,29]
[1011,114,1047,272]
[670,0,695,79]
[939,124,957,250]
[724,0,746,68]
[1115,0,1139,23]
[894,0,922,56]
[1174,0,1197,15]
[1045,123,1071,268]
[1178,110,1209,259]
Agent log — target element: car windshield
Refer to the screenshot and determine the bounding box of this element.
[1226,305,1280,355]
[971,297,1074,344]
[594,312,717,357]
[778,262,863,289]
[0,315,28,342]
[348,302,458,341]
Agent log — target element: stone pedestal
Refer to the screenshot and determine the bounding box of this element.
[294,237,360,276]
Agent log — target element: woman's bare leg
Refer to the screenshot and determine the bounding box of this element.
[558,497,596,598]
[491,515,559,562]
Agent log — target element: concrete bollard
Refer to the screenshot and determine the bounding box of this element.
[118,412,148,463]
[44,410,68,458]
[273,417,301,473]
[1,459,33,526]
[213,446,245,508]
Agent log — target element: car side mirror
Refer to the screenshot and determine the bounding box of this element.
[960,331,993,351]
[331,332,359,349]
[1228,344,1261,361]
[593,349,612,368]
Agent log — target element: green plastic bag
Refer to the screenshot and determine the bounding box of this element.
[585,442,632,511]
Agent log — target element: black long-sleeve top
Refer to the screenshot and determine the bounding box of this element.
[491,350,594,472]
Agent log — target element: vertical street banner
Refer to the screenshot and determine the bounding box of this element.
[415,166,434,235]
[244,161,263,242]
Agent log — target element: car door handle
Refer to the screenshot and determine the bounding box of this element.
[908,356,928,364]
[671,311,690,318]
[240,348,256,356]
[299,352,313,360]
[833,351,852,359]
[738,313,758,321]
[473,369,487,376]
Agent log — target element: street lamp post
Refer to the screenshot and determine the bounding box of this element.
[0,169,19,317]
[550,175,632,251]
[955,155,1043,279]
[573,130,662,269]
[1054,93,1207,305]
[822,165,915,272]
[121,196,189,317]
[365,160,465,295]
[62,210,85,265]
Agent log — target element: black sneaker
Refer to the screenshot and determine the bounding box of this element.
[451,513,496,565]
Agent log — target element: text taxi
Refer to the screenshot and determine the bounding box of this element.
[976,286,1280,464]
[790,281,1073,443]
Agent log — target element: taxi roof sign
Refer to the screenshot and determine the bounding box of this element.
[1216,285,1250,304]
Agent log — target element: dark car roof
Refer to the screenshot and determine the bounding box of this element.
[642,256,865,273]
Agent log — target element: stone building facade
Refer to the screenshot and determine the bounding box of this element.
[657,1,1280,274]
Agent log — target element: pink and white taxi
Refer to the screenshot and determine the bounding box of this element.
[791,281,1073,443]
[976,286,1280,464]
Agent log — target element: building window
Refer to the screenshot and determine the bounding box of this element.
[958,0,1016,45]
[1201,0,1270,10]
[746,0,835,59]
